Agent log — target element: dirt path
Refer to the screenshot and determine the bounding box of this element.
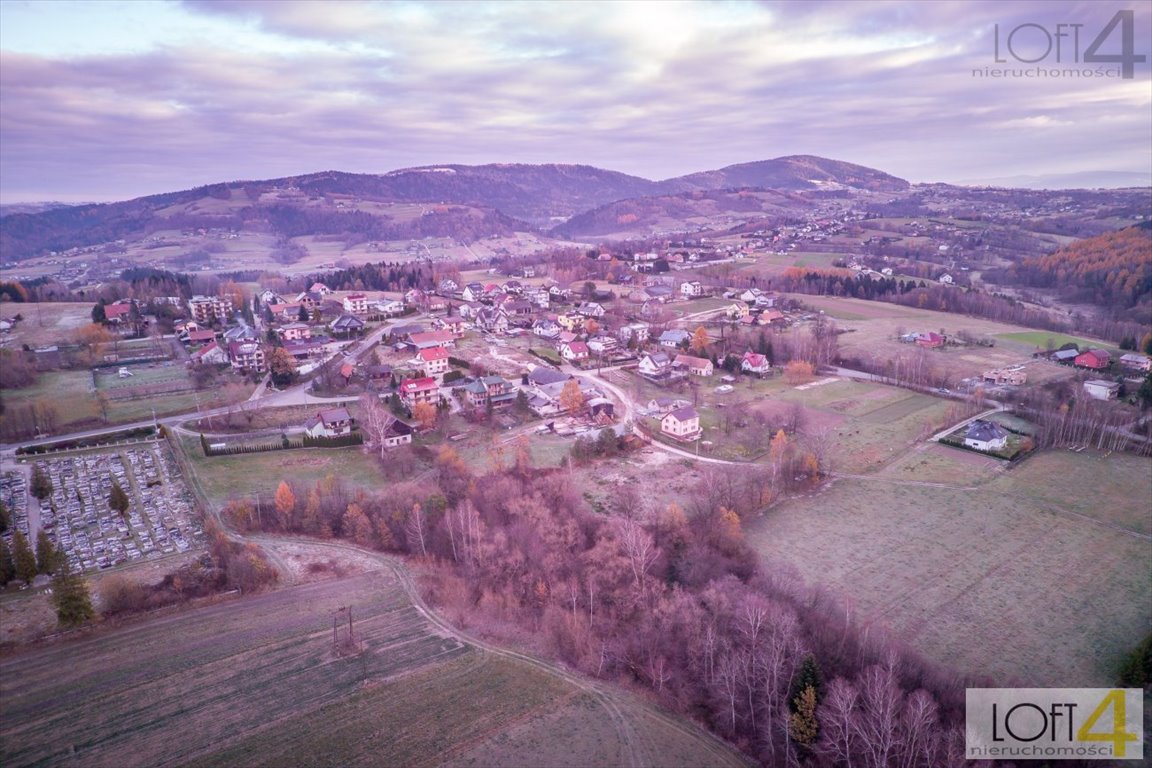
[250,535,749,768]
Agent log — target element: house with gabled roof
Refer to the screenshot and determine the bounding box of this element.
[741,351,771,376]
[661,406,701,441]
[1119,353,1152,373]
[659,329,691,348]
[304,407,353,438]
[638,352,674,380]
[674,354,713,377]
[191,341,229,366]
[413,346,450,378]
[329,314,366,338]
[560,341,590,362]
[1074,349,1111,370]
[342,293,370,315]
[409,330,456,349]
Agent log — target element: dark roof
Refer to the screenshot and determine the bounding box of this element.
[666,406,699,422]
[527,367,571,386]
[966,419,1008,442]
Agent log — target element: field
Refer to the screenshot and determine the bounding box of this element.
[746,449,1152,686]
[0,546,743,768]
[996,331,1121,356]
[786,294,1091,385]
[0,303,94,349]
[176,433,387,507]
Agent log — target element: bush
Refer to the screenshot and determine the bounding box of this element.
[99,575,150,616]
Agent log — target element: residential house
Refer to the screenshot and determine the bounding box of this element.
[645,284,675,303]
[463,375,516,409]
[938,274,954,285]
[661,406,701,441]
[380,417,414,447]
[503,280,523,294]
[342,293,369,315]
[617,322,651,344]
[680,280,704,298]
[1052,348,1080,364]
[659,329,691,348]
[191,341,229,366]
[228,341,266,373]
[638,352,674,380]
[433,317,466,336]
[461,283,484,303]
[438,278,460,295]
[1074,349,1111,370]
[1083,379,1120,401]
[964,420,1009,452]
[413,346,451,378]
[560,341,590,362]
[476,307,510,334]
[309,282,332,296]
[409,330,456,349]
[982,368,1027,386]
[188,295,234,325]
[398,377,439,408]
[576,301,606,318]
[759,309,786,325]
[184,329,218,346]
[278,323,312,342]
[295,291,323,310]
[304,407,353,438]
[329,314,366,338]
[223,325,259,344]
[102,300,134,325]
[1119,353,1152,373]
[373,299,406,317]
[587,336,618,355]
[268,302,305,322]
[741,351,772,376]
[645,396,690,415]
[505,300,535,317]
[556,313,582,332]
[258,289,284,306]
[533,318,562,339]
[674,354,714,377]
[726,302,749,320]
[915,332,945,349]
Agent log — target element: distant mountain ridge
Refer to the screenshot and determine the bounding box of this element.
[0,155,909,260]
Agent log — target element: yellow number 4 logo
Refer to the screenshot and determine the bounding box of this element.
[1077,690,1139,757]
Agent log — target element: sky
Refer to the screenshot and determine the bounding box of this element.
[1,0,1150,203]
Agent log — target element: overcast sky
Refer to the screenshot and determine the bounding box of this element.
[1,0,1149,203]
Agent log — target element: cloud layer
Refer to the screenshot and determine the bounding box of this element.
[1,0,1149,202]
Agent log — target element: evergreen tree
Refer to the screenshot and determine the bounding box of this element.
[30,464,52,500]
[790,653,822,708]
[0,498,9,533]
[0,537,15,585]
[49,560,95,628]
[36,529,58,573]
[12,529,37,583]
[108,479,130,516]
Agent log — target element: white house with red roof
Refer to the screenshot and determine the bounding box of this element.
[560,341,590,362]
[413,346,451,378]
[741,351,771,376]
[399,377,439,408]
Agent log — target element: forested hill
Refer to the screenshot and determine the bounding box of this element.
[997,223,1152,319]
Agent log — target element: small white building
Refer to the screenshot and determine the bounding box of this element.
[1083,379,1120,401]
[661,406,701,441]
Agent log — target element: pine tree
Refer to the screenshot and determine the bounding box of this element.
[0,498,9,533]
[108,479,130,516]
[12,529,37,584]
[50,560,95,628]
[35,529,58,574]
[0,537,15,585]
